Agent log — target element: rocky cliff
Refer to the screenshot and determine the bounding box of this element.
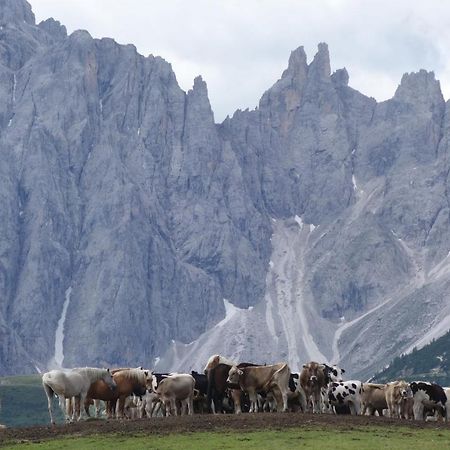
[1,0,450,378]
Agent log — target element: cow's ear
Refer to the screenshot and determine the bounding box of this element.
[107,368,110,373]
[341,369,345,373]
[302,364,307,368]
[238,369,243,376]
[139,366,143,370]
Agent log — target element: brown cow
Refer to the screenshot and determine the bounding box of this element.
[300,362,327,413]
[227,363,291,412]
[361,383,388,416]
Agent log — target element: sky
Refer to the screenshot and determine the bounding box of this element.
[29,0,450,122]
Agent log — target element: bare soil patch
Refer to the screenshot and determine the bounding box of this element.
[0,413,447,446]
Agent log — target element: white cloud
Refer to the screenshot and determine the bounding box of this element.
[29,0,450,121]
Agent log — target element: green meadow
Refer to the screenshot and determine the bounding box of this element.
[2,426,450,450]
[0,375,62,428]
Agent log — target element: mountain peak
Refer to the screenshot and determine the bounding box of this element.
[308,42,331,80]
[0,0,35,25]
[286,46,307,75]
[395,69,444,106]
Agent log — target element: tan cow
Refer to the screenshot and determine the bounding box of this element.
[385,381,413,419]
[154,374,195,416]
[300,362,327,413]
[361,383,388,416]
[227,363,291,413]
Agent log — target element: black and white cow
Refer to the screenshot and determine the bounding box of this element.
[409,381,447,421]
[321,364,346,413]
[328,380,362,415]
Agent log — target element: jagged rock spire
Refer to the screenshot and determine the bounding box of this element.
[308,42,331,81]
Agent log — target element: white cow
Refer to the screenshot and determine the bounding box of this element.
[154,374,195,416]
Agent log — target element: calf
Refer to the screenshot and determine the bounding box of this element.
[410,381,447,421]
[328,380,362,415]
[154,374,195,416]
[361,383,387,416]
[227,363,291,412]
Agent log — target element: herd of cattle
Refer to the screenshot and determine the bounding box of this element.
[39,355,450,424]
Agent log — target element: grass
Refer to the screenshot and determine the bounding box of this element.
[3,426,450,449]
[0,375,62,428]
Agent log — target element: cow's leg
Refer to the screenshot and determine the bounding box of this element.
[179,399,187,415]
[281,389,289,412]
[312,392,320,414]
[117,397,127,419]
[361,402,367,415]
[95,399,102,418]
[348,402,356,415]
[249,390,258,413]
[231,389,242,414]
[63,397,72,422]
[188,394,194,416]
[150,400,158,417]
[215,394,223,414]
[172,398,178,416]
[84,397,91,417]
[74,395,82,421]
[387,399,394,418]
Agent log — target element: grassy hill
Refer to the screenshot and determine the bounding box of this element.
[373,330,450,385]
[0,375,63,427]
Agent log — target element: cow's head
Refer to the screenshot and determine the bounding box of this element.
[150,374,160,393]
[323,364,345,383]
[226,366,243,385]
[408,382,419,397]
[303,362,324,387]
[142,370,153,391]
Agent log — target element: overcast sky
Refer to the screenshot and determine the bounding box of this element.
[29,0,450,122]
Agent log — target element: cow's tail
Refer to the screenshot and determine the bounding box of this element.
[206,367,215,413]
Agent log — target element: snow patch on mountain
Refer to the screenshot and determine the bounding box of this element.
[52,286,72,368]
[156,217,330,373]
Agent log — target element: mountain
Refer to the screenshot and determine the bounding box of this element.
[374,331,450,385]
[1,0,450,378]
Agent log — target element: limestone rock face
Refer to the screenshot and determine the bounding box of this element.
[1,1,450,379]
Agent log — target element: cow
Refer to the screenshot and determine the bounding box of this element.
[361,383,388,416]
[154,373,195,416]
[261,373,305,412]
[191,371,208,413]
[287,372,307,412]
[300,362,328,413]
[204,359,260,414]
[385,380,412,419]
[227,363,291,413]
[328,380,362,415]
[409,381,447,421]
[320,364,346,413]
